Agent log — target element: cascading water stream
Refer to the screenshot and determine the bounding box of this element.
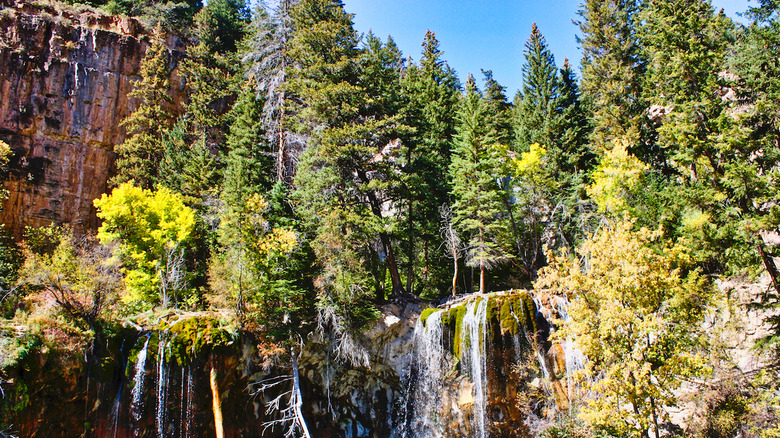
[131,335,151,433]
[156,336,169,438]
[402,309,448,438]
[111,339,127,438]
[460,299,488,438]
[553,296,586,398]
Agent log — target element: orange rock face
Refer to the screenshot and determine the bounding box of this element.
[0,0,186,237]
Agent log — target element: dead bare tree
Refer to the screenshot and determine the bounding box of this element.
[439,204,463,297]
[158,244,188,309]
[253,340,312,438]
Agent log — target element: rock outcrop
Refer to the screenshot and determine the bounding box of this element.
[0,0,186,237]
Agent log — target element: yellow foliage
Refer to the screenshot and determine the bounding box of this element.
[536,220,711,436]
[0,140,11,167]
[513,142,547,176]
[93,183,196,309]
[587,138,648,215]
[255,227,297,258]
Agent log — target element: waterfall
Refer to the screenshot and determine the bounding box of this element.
[111,339,127,438]
[553,296,586,398]
[156,336,169,438]
[402,309,448,438]
[460,299,488,438]
[184,366,195,438]
[131,336,151,431]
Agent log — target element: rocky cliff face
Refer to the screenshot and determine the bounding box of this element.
[0,0,186,237]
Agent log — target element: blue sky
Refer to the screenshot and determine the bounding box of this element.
[343,0,752,98]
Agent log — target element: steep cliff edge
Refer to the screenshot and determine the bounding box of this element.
[0,0,186,237]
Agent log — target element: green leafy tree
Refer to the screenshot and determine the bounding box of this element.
[449,78,511,293]
[93,183,197,311]
[537,221,711,438]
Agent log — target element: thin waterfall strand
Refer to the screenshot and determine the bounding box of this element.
[156,338,168,438]
[131,336,151,426]
[461,299,488,438]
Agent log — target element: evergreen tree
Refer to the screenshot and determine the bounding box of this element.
[577,0,647,155]
[450,77,511,293]
[508,26,592,275]
[513,23,560,153]
[194,0,249,55]
[398,30,460,297]
[481,69,512,146]
[289,0,407,312]
[553,59,592,175]
[156,118,220,207]
[728,0,780,354]
[113,36,174,189]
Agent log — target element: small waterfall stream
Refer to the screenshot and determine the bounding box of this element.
[400,291,579,438]
[156,336,169,438]
[403,309,448,437]
[461,299,488,438]
[131,335,151,433]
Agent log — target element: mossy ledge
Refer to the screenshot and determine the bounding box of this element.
[422,290,539,359]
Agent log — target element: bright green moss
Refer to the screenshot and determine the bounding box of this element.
[499,297,519,336]
[420,307,439,327]
[447,305,468,359]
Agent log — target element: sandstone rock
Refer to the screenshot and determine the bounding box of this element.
[0,0,187,237]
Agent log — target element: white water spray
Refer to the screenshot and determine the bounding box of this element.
[460,299,488,438]
[403,309,448,438]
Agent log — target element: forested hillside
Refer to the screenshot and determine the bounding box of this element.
[1,0,780,436]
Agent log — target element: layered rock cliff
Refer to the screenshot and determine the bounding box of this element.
[0,0,186,237]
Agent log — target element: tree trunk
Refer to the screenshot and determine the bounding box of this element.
[479,262,486,294]
[757,239,780,295]
[452,251,458,298]
[379,231,405,299]
[361,173,405,299]
[277,115,285,183]
[210,359,224,438]
[406,201,414,292]
[291,348,312,438]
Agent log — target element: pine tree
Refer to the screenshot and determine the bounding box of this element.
[513,23,560,152]
[481,69,512,146]
[449,77,511,293]
[553,59,592,175]
[577,0,647,155]
[289,0,407,308]
[398,30,460,297]
[113,36,174,188]
[193,0,249,55]
[638,0,732,178]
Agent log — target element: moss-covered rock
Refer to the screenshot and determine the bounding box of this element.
[164,315,237,366]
